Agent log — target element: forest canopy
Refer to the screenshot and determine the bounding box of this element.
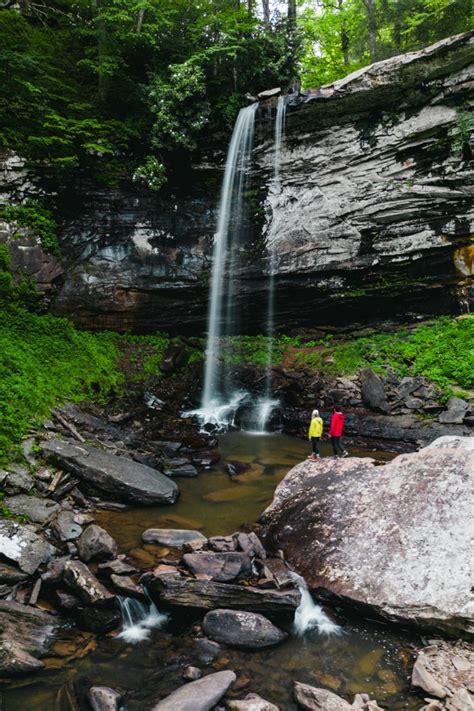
[0,0,471,189]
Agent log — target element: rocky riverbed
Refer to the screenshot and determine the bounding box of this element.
[0,388,473,710]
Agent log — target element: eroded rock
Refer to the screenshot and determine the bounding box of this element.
[182,552,251,582]
[0,520,57,574]
[63,560,115,606]
[0,600,60,673]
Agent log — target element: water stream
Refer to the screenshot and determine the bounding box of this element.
[117,596,168,644]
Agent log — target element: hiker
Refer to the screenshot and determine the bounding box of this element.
[328,406,348,458]
[308,409,323,460]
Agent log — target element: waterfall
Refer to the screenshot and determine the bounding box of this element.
[117,596,168,644]
[201,103,258,418]
[290,572,341,637]
[257,95,287,432]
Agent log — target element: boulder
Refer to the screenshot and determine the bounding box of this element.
[77,525,118,562]
[63,560,115,606]
[360,368,389,413]
[42,439,179,505]
[148,575,300,613]
[227,694,279,710]
[438,397,469,424]
[0,600,60,673]
[293,682,352,710]
[142,528,207,548]
[182,552,251,582]
[262,437,474,635]
[0,520,57,574]
[89,686,123,711]
[152,670,236,710]
[3,494,59,524]
[202,609,287,649]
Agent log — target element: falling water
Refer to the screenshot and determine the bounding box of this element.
[256,95,287,432]
[200,103,259,421]
[117,596,168,644]
[290,572,341,637]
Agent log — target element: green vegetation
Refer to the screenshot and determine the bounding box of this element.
[0,200,60,256]
[0,1,470,190]
[0,307,123,464]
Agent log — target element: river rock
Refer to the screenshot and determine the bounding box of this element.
[438,397,469,424]
[0,562,29,584]
[208,536,237,552]
[0,520,57,574]
[3,494,59,524]
[411,640,474,700]
[75,606,121,633]
[182,665,202,681]
[98,558,137,577]
[182,552,251,582]
[193,637,221,665]
[110,574,146,601]
[227,694,279,710]
[202,609,287,649]
[0,600,60,673]
[293,682,352,710]
[52,509,83,541]
[142,528,207,548]
[3,465,34,494]
[360,368,389,413]
[162,458,198,478]
[148,575,300,613]
[77,525,118,562]
[89,686,123,711]
[152,670,236,710]
[42,439,179,505]
[262,437,474,635]
[63,560,115,606]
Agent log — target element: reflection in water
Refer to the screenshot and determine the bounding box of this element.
[2,433,421,711]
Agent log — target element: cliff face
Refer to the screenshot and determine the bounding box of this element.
[1,33,473,333]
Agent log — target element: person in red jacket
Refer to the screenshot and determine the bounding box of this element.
[328,407,348,458]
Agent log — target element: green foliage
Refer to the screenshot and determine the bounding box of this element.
[0,307,124,464]
[293,316,474,392]
[0,200,60,255]
[132,156,167,192]
[452,111,474,155]
[118,332,171,380]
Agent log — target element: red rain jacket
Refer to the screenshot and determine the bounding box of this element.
[329,411,345,437]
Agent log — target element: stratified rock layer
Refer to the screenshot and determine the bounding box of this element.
[262,437,474,635]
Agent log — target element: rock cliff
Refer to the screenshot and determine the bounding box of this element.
[1,32,472,333]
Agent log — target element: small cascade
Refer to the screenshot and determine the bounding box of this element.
[290,572,341,637]
[201,103,259,417]
[117,596,168,644]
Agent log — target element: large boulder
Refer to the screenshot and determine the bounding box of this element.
[152,670,236,710]
[202,609,287,649]
[438,397,469,424]
[262,437,474,635]
[42,439,178,505]
[360,368,389,413]
[0,520,57,574]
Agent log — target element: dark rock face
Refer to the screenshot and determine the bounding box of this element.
[152,670,237,711]
[42,439,179,505]
[262,436,474,636]
[39,33,473,333]
[202,609,287,649]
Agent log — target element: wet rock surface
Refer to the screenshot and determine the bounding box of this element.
[0,600,60,674]
[152,669,237,710]
[42,439,179,505]
[262,437,474,635]
[202,609,287,649]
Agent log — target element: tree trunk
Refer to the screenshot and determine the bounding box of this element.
[287,0,296,23]
[136,8,145,33]
[337,0,349,66]
[262,0,270,25]
[363,0,377,62]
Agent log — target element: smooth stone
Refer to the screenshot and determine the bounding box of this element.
[52,510,83,541]
[293,682,352,710]
[42,439,179,505]
[142,529,207,548]
[0,640,44,674]
[63,560,115,606]
[182,552,251,582]
[193,637,221,665]
[89,686,123,711]
[202,609,287,649]
[182,665,202,681]
[152,670,236,710]
[226,693,280,710]
[3,494,60,524]
[0,520,57,574]
[77,525,118,563]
